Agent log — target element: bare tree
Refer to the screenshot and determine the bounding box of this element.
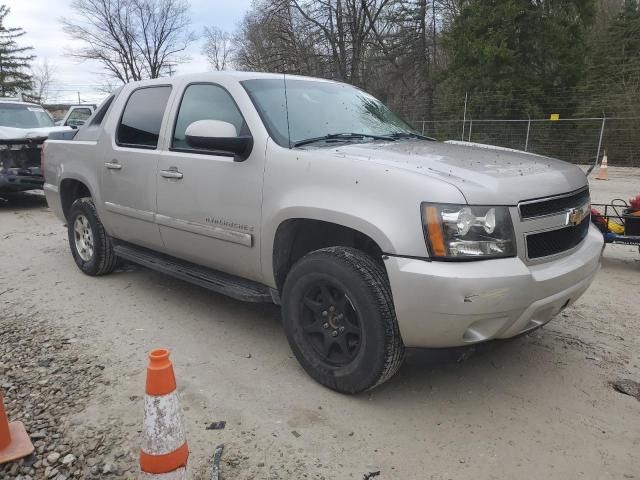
[233,0,441,112]
[61,0,195,83]
[285,0,394,85]
[31,58,56,103]
[202,26,233,71]
[233,2,320,74]
[233,0,396,85]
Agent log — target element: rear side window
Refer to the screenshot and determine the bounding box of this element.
[172,84,245,150]
[117,86,171,148]
[89,93,115,127]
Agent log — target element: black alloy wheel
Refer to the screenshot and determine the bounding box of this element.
[300,281,362,366]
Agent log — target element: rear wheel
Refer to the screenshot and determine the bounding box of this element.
[67,197,118,276]
[282,247,405,393]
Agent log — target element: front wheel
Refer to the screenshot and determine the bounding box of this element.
[282,247,405,394]
[67,197,118,276]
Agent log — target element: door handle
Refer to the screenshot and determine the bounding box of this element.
[160,168,183,179]
[104,161,122,170]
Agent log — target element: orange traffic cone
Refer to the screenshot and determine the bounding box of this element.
[140,349,189,479]
[0,390,34,464]
[595,151,609,180]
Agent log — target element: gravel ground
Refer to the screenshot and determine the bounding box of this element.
[0,312,137,479]
[1,167,639,479]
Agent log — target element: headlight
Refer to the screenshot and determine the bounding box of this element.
[422,203,516,259]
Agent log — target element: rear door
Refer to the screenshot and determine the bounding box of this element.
[100,85,172,250]
[156,82,266,282]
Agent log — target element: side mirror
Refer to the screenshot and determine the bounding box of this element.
[185,120,253,161]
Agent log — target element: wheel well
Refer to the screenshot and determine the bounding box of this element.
[60,179,91,220]
[273,219,384,291]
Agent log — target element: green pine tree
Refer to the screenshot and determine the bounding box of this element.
[442,0,595,118]
[578,0,640,165]
[584,0,640,116]
[0,4,35,97]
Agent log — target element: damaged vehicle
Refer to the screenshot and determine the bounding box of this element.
[43,73,603,394]
[0,99,72,195]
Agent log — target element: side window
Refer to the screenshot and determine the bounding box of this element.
[117,86,171,148]
[172,84,245,150]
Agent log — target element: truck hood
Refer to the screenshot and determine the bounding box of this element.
[331,139,587,205]
[0,125,73,140]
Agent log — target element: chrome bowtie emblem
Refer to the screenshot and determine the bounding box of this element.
[566,203,590,226]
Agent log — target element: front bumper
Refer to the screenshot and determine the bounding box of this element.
[385,224,603,348]
[0,173,44,193]
[0,138,46,194]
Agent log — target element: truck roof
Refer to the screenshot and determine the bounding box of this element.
[127,71,339,87]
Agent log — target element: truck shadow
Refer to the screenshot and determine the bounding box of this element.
[601,251,640,272]
[0,191,48,210]
[369,328,580,404]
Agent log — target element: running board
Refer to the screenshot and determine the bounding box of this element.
[113,241,275,303]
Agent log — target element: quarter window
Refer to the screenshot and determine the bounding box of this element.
[172,84,245,150]
[89,94,115,127]
[117,86,171,148]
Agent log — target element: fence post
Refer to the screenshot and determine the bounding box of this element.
[525,116,531,152]
[421,121,425,136]
[461,91,468,141]
[593,116,606,172]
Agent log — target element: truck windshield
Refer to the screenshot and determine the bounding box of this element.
[242,78,417,147]
[0,103,55,129]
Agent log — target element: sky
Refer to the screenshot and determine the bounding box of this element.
[4,0,252,104]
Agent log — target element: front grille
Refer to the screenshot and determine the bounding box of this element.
[0,139,44,171]
[519,188,590,219]
[526,217,590,259]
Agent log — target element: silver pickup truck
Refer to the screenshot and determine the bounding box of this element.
[43,72,603,393]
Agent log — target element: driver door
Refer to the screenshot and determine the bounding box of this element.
[156,82,265,282]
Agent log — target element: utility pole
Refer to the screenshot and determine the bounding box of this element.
[77,91,81,104]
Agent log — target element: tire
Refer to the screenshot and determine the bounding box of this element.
[282,247,405,394]
[67,197,118,276]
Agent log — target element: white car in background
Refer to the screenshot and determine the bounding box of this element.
[56,104,96,127]
[0,99,73,194]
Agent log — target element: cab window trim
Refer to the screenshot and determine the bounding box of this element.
[116,84,172,150]
[169,81,250,157]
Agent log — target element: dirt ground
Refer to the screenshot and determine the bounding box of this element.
[1,167,639,479]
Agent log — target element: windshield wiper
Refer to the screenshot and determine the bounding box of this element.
[292,132,396,148]
[387,132,436,141]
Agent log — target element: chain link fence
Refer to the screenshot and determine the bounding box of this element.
[413,117,640,168]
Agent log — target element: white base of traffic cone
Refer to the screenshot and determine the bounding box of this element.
[140,466,188,479]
